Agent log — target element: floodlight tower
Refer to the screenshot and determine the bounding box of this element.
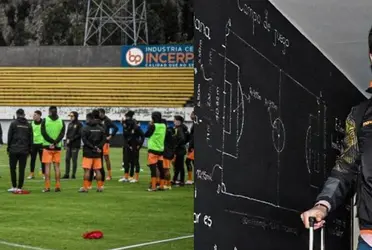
[83,0,149,46]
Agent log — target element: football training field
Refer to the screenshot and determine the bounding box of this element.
[0,147,193,250]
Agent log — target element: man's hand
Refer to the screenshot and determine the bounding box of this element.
[131,129,134,134]
[300,205,328,229]
[49,144,55,149]
[106,136,112,141]
[66,139,70,145]
[94,147,102,153]
[137,145,140,150]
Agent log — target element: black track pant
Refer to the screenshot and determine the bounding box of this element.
[9,153,27,189]
[125,147,140,176]
[30,144,44,174]
[65,147,79,177]
[173,153,185,183]
[185,158,194,172]
[122,146,130,172]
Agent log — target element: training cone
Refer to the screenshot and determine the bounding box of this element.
[13,190,30,195]
[83,230,104,239]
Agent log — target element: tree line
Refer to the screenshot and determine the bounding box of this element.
[0,0,194,46]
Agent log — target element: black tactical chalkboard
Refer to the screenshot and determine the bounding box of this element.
[194,0,366,249]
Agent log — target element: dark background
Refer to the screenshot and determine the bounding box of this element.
[194,0,366,249]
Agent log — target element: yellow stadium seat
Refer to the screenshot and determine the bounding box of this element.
[0,68,194,107]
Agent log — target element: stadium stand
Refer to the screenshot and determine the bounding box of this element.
[0,67,193,107]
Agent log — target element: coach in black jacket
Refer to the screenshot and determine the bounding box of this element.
[0,122,3,145]
[98,109,118,180]
[185,111,195,185]
[7,109,33,192]
[63,111,82,179]
[172,116,187,186]
[301,27,372,249]
[120,111,145,182]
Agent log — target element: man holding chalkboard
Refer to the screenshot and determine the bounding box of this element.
[301,27,372,250]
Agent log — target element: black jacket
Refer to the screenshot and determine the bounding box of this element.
[164,126,176,159]
[315,99,372,229]
[174,125,186,155]
[41,115,66,150]
[188,123,194,151]
[101,116,118,143]
[122,119,144,148]
[82,120,106,158]
[0,122,3,144]
[7,117,33,154]
[66,120,83,148]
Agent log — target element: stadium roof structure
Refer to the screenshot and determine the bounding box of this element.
[270,0,372,97]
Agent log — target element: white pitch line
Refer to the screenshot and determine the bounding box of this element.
[108,235,194,250]
[0,240,54,250]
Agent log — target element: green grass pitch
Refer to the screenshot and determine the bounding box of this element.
[0,147,193,250]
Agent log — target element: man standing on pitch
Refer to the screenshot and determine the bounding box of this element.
[28,110,45,179]
[63,111,82,179]
[7,109,33,193]
[41,106,65,192]
[79,113,106,193]
[145,112,166,191]
[162,118,175,190]
[0,122,3,146]
[172,115,187,186]
[185,111,195,185]
[98,108,118,181]
[119,111,145,183]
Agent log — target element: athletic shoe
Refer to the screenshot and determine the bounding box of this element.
[96,188,103,192]
[105,176,112,181]
[87,186,92,190]
[129,179,138,183]
[71,175,76,179]
[42,188,50,193]
[7,187,16,192]
[78,187,88,193]
[55,188,61,192]
[163,185,172,190]
[62,175,69,179]
[147,188,156,192]
[185,180,194,185]
[27,175,34,180]
[118,177,129,183]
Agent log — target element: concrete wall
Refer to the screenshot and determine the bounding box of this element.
[0,119,193,147]
[0,107,193,121]
[0,106,194,145]
[0,46,122,66]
